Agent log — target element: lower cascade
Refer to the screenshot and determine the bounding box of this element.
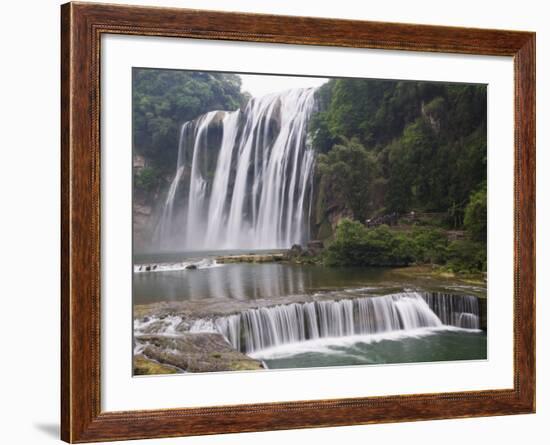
[213,292,481,354]
[135,292,482,356]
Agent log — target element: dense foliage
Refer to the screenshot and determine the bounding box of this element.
[324,219,414,267]
[310,79,487,223]
[317,138,376,222]
[325,219,486,273]
[133,69,246,190]
[463,182,487,242]
[310,78,487,272]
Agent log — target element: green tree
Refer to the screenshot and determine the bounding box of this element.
[134,167,160,192]
[324,219,414,267]
[317,138,376,222]
[464,182,487,241]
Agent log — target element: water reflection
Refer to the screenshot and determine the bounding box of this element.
[133,262,390,304]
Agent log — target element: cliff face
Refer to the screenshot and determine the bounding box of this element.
[133,191,156,253]
[309,172,352,242]
[132,160,163,253]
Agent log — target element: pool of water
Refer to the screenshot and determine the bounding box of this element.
[133,251,486,304]
[256,328,487,369]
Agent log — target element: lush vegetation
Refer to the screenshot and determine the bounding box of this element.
[317,138,376,222]
[463,181,487,242]
[324,219,486,273]
[324,219,414,267]
[311,79,486,220]
[310,78,487,273]
[133,69,246,192]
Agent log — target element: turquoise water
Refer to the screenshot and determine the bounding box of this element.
[258,329,487,369]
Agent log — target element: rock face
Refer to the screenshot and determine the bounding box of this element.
[307,240,324,250]
[133,202,155,251]
[310,172,355,242]
[137,333,264,373]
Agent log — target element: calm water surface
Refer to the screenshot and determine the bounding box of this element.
[133,250,485,304]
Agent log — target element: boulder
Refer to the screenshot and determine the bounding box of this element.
[305,240,324,256]
[137,333,264,373]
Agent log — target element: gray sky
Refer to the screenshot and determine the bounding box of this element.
[239,73,328,98]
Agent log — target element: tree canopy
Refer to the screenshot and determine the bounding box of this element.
[310,78,487,225]
[133,69,246,172]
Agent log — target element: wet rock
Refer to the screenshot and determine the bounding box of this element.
[286,244,304,259]
[138,333,264,373]
[185,264,198,270]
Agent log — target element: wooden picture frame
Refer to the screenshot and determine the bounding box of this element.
[61,1,535,442]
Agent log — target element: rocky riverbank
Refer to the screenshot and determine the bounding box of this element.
[216,253,286,263]
[136,333,264,373]
[213,241,325,265]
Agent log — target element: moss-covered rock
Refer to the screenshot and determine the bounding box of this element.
[133,355,179,375]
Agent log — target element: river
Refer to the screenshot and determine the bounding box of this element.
[133,250,486,371]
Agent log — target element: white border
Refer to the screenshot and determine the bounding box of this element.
[101,34,514,412]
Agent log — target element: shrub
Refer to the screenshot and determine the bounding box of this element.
[135,167,159,192]
[446,240,486,273]
[324,219,486,273]
[324,219,414,267]
[411,227,449,264]
[464,183,487,241]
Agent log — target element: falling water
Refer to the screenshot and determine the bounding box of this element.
[212,292,480,354]
[154,88,317,250]
[421,292,481,329]
[154,122,190,244]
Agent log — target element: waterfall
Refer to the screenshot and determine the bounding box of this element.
[154,88,317,251]
[185,112,220,247]
[204,110,241,246]
[421,292,481,329]
[153,122,190,244]
[213,292,480,354]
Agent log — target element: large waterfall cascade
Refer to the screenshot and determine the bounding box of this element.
[154,88,317,251]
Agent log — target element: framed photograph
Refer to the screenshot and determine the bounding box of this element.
[61,2,535,442]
